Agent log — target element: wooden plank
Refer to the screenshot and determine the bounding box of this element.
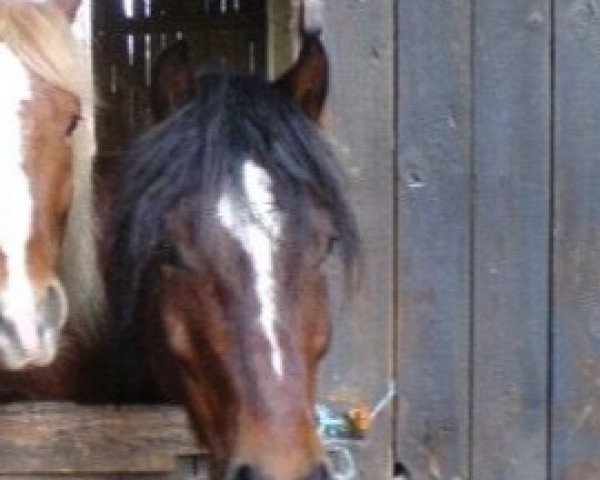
[552,1,600,478]
[319,2,394,479]
[267,0,292,79]
[395,1,471,479]
[0,403,204,475]
[472,1,550,478]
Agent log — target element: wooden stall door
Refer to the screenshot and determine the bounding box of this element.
[318,1,395,480]
[396,1,552,479]
[396,1,600,479]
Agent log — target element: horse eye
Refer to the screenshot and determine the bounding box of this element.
[319,237,336,263]
[312,236,336,267]
[327,236,338,256]
[157,241,186,268]
[65,114,81,137]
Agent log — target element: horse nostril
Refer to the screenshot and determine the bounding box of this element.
[39,279,68,330]
[231,464,264,480]
[305,463,331,480]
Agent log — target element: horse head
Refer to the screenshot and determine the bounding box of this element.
[109,25,356,480]
[0,0,89,370]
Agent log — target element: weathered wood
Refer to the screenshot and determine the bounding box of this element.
[553,1,600,478]
[472,0,550,478]
[319,2,394,479]
[0,403,204,475]
[267,0,292,79]
[395,0,471,479]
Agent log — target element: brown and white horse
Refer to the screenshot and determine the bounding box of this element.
[0,0,102,399]
[105,29,358,480]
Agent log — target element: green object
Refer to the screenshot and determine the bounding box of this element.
[315,404,354,440]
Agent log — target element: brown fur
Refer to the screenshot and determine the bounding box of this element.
[103,14,354,480]
[141,210,333,478]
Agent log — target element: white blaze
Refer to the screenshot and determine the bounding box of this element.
[0,44,39,354]
[218,160,284,377]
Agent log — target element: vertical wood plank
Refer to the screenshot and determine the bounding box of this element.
[472,0,550,478]
[553,1,600,478]
[395,1,471,479]
[320,2,394,479]
[267,0,292,79]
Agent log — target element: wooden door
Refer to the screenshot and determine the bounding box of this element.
[395,1,600,479]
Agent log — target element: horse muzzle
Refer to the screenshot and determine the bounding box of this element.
[227,462,332,480]
[0,278,67,370]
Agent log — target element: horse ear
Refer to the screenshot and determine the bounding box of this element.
[275,33,328,123]
[150,40,195,122]
[52,0,81,22]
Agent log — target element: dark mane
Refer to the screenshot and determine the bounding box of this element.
[108,74,358,330]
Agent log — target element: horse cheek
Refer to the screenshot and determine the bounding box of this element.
[162,300,197,368]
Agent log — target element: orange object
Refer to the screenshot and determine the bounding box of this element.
[346,406,372,438]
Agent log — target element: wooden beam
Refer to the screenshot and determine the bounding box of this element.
[0,403,204,475]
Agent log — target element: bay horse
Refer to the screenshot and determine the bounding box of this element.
[0,0,103,400]
[104,30,358,480]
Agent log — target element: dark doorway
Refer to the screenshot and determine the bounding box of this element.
[93,0,267,156]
